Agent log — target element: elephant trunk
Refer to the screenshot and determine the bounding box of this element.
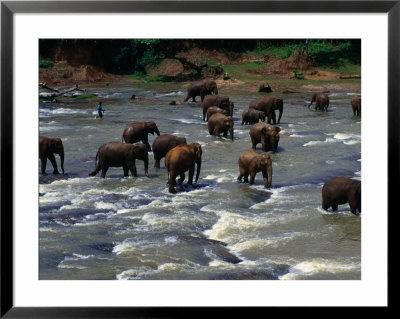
[277,105,283,124]
[214,87,218,95]
[155,127,160,136]
[60,150,65,174]
[266,161,272,188]
[229,124,234,141]
[144,155,149,177]
[195,159,201,183]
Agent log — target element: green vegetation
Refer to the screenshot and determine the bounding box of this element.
[39,39,360,77]
[39,58,53,69]
[292,69,305,80]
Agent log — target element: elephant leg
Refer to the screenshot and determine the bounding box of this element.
[322,200,330,211]
[237,168,246,182]
[47,153,60,174]
[349,197,359,215]
[192,96,196,102]
[271,112,277,125]
[213,128,220,138]
[40,156,47,174]
[154,154,161,168]
[128,161,138,177]
[223,130,227,138]
[188,166,194,185]
[142,137,152,152]
[331,203,338,211]
[267,114,272,124]
[168,172,177,193]
[123,165,129,177]
[249,172,256,184]
[179,173,185,184]
[100,165,108,178]
[244,173,249,183]
[200,94,205,102]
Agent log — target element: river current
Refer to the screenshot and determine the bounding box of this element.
[39,84,361,280]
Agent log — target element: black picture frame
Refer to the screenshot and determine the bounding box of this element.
[1,1,395,317]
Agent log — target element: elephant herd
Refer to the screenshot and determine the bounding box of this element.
[39,80,361,215]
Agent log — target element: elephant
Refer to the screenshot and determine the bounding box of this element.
[39,136,65,175]
[308,93,329,111]
[89,142,149,178]
[207,113,234,140]
[122,121,160,151]
[164,143,202,193]
[237,150,272,188]
[206,106,229,121]
[151,134,187,168]
[241,109,266,125]
[202,95,231,121]
[184,79,218,102]
[249,122,280,153]
[351,95,361,116]
[322,177,361,215]
[249,96,283,124]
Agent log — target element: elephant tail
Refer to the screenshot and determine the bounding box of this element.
[88,152,99,176]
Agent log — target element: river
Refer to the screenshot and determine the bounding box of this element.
[39,84,361,280]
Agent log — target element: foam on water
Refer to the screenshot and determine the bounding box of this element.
[303,138,337,147]
[280,258,360,279]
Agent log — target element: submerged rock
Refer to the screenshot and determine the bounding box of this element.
[215,248,242,264]
[211,264,291,280]
[178,235,227,246]
[85,242,115,253]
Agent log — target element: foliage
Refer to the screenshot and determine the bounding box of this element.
[39,59,53,69]
[39,39,360,76]
[292,69,305,80]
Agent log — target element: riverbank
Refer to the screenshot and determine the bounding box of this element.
[39,47,360,96]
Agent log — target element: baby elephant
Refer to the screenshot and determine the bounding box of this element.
[237,150,272,188]
[242,109,266,125]
[322,177,361,215]
[208,113,234,140]
[308,93,329,111]
[89,142,149,178]
[206,106,229,121]
[249,122,280,153]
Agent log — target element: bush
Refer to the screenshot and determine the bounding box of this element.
[39,59,53,69]
[292,69,305,80]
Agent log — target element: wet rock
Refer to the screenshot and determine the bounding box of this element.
[211,264,290,280]
[86,242,114,253]
[169,100,182,105]
[61,215,76,224]
[39,193,46,197]
[102,193,130,202]
[215,248,242,264]
[178,235,227,246]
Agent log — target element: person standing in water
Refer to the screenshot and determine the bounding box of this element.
[96,102,104,119]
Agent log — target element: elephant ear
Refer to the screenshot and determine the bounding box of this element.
[275,126,281,133]
[49,138,60,150]
[261,126,267,135]
[192,143,202,158]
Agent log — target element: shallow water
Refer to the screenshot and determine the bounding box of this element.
[39,85,361,280]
